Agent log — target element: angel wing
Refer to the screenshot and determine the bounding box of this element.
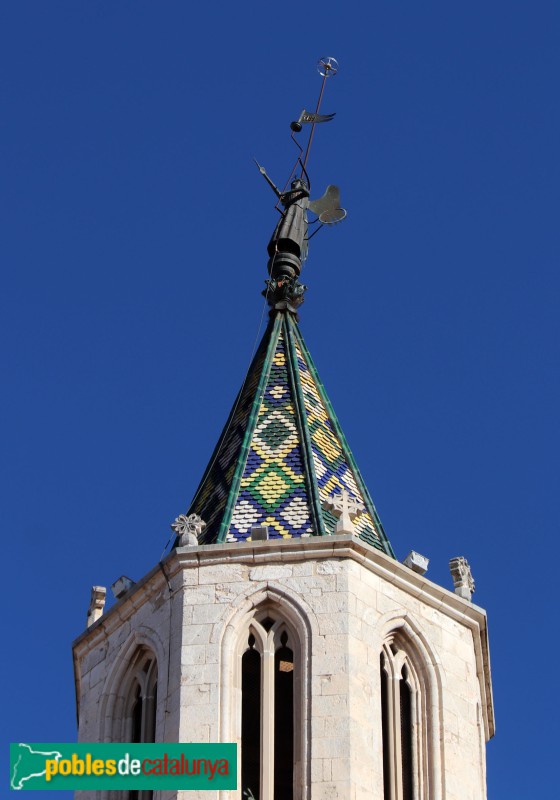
[308,185,341,217]
[309,185,347,225]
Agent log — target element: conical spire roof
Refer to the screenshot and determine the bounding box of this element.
[186,310,394,557]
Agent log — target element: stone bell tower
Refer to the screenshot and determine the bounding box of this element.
[73,57,494,800]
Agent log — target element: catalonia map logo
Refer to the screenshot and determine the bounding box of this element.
[10,742,237,790]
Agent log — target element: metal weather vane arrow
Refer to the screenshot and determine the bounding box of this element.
[290,108,336,132]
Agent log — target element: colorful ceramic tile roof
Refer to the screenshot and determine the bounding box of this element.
[187,310,395,557]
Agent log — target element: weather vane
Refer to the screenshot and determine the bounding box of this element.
[255,56,347,314]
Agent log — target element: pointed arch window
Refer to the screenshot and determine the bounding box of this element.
[380,635,428,800]
[239,612,299,800]
[117,649,158,800]
[125,653,158,745]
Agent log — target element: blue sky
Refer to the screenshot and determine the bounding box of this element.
[2,1,559,797]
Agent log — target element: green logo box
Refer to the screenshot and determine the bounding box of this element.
[10,742,237,790]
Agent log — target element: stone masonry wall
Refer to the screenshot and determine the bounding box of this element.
[73,537,492,800]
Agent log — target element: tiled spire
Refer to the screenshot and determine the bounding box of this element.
[182,60,393,554]
[186,310,395,557]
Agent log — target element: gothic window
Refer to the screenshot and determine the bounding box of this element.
[125,653,158,743]
[380,636,427,800]
[240,613,297,800]
[121,650,158,800]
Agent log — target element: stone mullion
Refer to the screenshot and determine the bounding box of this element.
[293,649,303,800]
[261,643,275,800]
[143,690,156,743]
[389,671,403,800]
[409,683,421,800]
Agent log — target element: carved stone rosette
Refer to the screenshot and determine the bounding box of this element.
[171,513,206,547]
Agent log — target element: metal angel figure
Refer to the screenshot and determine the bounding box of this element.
[267,176,311,278]
[256,162,346,281]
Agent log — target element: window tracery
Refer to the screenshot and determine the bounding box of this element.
[380,633,428,800]
[109,648,157,800]
[239,611,298,800]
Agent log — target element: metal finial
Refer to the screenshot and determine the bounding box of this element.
[317,56,339,77]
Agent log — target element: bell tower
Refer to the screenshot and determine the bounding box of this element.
[73,57,494,800]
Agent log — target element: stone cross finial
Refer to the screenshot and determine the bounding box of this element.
[171,513,206,547]
[322,489,364,535]
[87,585,106,628]
[449,556,475,601]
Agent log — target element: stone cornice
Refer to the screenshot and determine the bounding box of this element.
[72,534,494,738]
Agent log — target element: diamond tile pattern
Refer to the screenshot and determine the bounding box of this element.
[186,311,394,556]
[229,332,312,541]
